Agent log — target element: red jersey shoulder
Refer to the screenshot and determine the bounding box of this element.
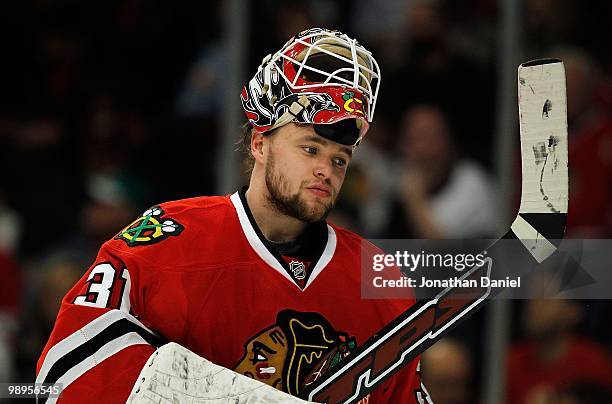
[330,222,414,302]
[106,195,238,267]
[329,222,384,256]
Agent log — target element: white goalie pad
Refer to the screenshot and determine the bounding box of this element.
[127,343,313,404]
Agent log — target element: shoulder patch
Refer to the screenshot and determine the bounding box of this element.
[115,206,184,247]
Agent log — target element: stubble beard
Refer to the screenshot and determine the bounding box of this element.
[264,152,335,223]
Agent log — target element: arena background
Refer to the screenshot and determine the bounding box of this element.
[0,1,611,403]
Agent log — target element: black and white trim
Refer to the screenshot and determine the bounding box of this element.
[230,191,337,291]
[36,310,163,403]
[415,361,434,404]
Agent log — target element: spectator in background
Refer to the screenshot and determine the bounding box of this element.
[378,0,496,167]
[552,46,612,237]
[341,115,397,237]
[421,338,474,404]
[506,273,612,404]
[384,104,498,239]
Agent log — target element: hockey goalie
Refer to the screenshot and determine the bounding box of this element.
[36,28,429,403]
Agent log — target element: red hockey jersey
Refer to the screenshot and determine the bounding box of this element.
[37,191,427,403]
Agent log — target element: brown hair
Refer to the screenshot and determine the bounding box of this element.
[238,122,255,174]
[238,123,278,175]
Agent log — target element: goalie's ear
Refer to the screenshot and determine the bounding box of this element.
[250,130,266,164]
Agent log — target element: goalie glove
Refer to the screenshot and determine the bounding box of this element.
[127,342,314,404]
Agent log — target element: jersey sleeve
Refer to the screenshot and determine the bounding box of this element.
[36,242,164,403]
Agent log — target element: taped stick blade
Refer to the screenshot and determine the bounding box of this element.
[516,60,568,260]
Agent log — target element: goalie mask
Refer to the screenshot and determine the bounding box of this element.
[241,28,381,146]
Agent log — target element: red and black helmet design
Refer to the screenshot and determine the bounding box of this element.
[241,28,381,146]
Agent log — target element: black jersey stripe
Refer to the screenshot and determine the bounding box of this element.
[41,318,163,385]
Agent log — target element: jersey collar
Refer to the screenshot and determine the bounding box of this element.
[230,190,337,291]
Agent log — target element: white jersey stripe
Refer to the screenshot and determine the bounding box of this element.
[36,310,154,390]
[230,191,337,291]
[42,332,150,404]
[230,192,294,284]
[305,224,337,289]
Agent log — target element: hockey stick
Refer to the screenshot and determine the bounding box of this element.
[300,59,569,403]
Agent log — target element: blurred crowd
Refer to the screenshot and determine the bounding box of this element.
[0,0,610,402]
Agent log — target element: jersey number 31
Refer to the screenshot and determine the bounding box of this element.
[74,262,131,310]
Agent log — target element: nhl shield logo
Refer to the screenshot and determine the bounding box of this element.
[289,261,306,280]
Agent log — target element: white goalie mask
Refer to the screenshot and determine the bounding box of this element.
[240,28,381,146]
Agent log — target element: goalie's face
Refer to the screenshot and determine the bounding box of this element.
[256,123,352,222]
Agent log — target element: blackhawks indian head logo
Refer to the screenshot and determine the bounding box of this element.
[115,206,184,247]
[233,309,357,396]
